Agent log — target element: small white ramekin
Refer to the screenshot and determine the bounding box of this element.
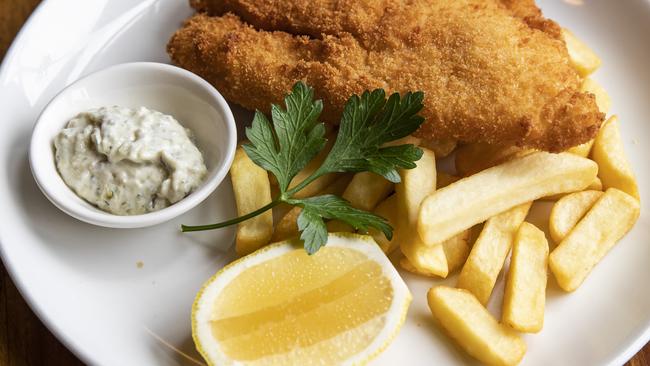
[29,62,237,228]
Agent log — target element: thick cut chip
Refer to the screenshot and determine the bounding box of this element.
[397,148,448,277]
[369,195,398,253]
[592,116,640,200]
[502,222,549,333]
[549,190,604,243]
[401,229,470,277]
[342,172,394,212]
[457,203,532,305]
[427,286,526,366]
[542,176,602,201]
[442,229,472,274]
[193,233,411,365]
[231,147,274,255]
[400,243,447,278]
[418,152,598,246]
[563,28,601,77]
[549,189,640,291]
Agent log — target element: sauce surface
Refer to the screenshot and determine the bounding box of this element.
[54,106,207,215]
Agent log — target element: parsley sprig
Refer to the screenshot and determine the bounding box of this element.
[182,82,425,254]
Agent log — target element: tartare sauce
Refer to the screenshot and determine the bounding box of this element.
[54,106,207,215]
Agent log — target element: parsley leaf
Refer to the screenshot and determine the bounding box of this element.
[242,82,326,192]
[182,81,425,254]
[316,90,425,183]
[290,195,393,254]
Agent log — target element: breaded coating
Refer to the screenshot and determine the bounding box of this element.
[190,0,562,46]
[169,1,603,151]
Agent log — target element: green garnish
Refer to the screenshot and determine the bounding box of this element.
[182,81,425,254]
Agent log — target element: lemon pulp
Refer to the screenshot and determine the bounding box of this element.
[209,246,393,364]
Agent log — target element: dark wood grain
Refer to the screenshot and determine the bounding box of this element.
[0,1,647,365]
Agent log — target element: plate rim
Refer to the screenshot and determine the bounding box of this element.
[0,1,648,365]
[0,2,97,365]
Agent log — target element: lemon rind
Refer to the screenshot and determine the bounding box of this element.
[192,233,411,366]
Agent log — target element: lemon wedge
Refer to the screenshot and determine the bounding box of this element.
[192,233,411,365]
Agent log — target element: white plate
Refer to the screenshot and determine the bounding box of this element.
[0,1,648,365]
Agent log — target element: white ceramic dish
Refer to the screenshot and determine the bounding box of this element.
[29,62,237,228]
[0,1,648,365]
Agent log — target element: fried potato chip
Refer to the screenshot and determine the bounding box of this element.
[442,229,471,273]
[397,148,448,277]
[369,195,398,253]
[563,28,602,77]
[231,147,274,255]
[418,152,598,246]
[342,172,394,212]
[401,230,470,276]
[502,222,549,333]
[549,190,604,244]
[542,176,602,201]
[592,116,640,200]
[457,203,532,305]
[550,188,640,291]
[428,286,526,366]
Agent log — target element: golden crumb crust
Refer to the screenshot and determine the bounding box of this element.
[169,1,603,151]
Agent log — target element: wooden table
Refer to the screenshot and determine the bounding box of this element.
[0,1,647,365]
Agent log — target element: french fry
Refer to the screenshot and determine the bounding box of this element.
[542,176,602,201]
[502,222,549,333]
[550,188,640,292]
[401,230,470,276]
[437,171,460,189]
[566,141,594,159]
[418,152,598,246]
[369,195,398,253]
[400,243,447,277]
[549,190,603,244]
[231,147,274,255]
[455,143,535,177]
[566,78,611,157]
[427,286,527,366]
[441,229,471,273]
[272,174,352,242]
[588,176,603,191]
[397,148,448,277]
[592,116,640,200]
[457,203,532,305]
[342,172,394,212]
[563,28,601,77]
[325,171,394,232]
